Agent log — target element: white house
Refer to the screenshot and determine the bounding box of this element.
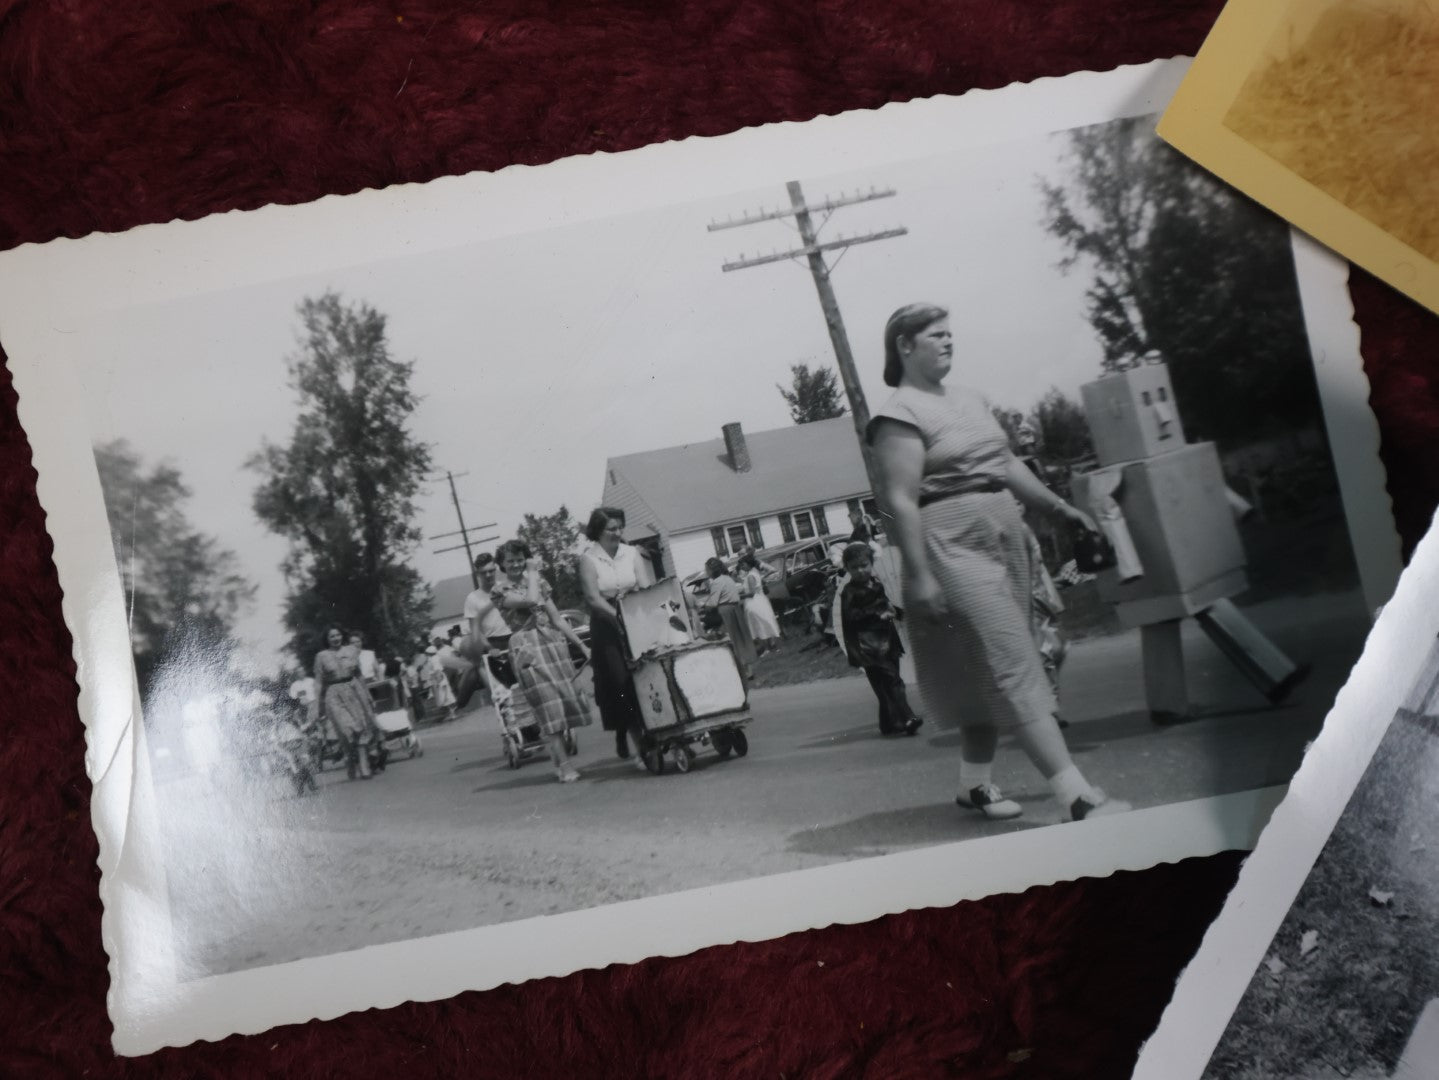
[599,418,879,580]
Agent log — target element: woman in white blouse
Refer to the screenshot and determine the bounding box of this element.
[578,507,654,760]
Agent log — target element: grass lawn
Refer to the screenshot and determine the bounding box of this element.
[1204,708,1439,1080]
[1236,503,1363,605]
[746,629,858,690]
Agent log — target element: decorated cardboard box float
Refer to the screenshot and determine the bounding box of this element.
[1070,360,1310,723]
[616,578,755,773]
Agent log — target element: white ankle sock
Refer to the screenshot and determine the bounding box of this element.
[959,760,993,791]
[1048,765,1100,808]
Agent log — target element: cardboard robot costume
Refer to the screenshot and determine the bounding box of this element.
[1069,360,1309,723]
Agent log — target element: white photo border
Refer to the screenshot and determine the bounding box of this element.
[0,58,1402,1054]
[1131,537,1439,1078]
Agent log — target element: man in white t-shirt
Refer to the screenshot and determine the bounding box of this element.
[463,553,510,647]
[462,552,512,699]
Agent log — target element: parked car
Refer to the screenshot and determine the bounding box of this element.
[683,534,848,624]
[768,534,848,607]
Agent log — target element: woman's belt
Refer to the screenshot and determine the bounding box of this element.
[918,477,1006,508]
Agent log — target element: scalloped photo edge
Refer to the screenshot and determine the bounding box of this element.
[0,58,1402,1053]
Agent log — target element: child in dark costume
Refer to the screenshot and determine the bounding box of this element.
[839,543,923,737]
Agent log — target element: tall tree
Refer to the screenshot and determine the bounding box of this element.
[93,439,256,696]
[777,362,848,424]
[249,293,434,665]
[1039,115,1323,447]
[1029,387,1094,464]
[512,506,584,610]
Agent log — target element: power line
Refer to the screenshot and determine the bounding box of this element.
[426,469,496,588]
[711,181,907,494]
[434,536,498,556]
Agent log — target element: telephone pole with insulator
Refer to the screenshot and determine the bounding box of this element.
[710,182,907,494]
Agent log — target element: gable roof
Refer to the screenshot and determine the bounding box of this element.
[430,574,475,624]
[601,417,870,536]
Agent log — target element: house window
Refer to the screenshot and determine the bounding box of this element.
[848,497,880,521]
[713,519,767,558]
[779,508,835,542]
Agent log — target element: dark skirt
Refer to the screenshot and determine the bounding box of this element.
[716,602,757,667]
[589,609,643,733]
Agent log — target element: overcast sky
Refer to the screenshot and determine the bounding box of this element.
[79,123,1113,671]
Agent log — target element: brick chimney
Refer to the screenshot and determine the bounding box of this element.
[722,422,751,473]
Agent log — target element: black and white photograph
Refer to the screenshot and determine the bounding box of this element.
[0,60,1401,1051]
[1134,513,1439,1080]
[1203,648,1439,1080]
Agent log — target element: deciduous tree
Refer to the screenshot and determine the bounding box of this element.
[249,293,433,664]
[1029,387,1094,464]
[512,506,584,610]
[93,439,255,695]
[1039,116,1323,447]
[777,362,848,424]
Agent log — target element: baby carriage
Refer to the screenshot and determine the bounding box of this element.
[367,679,423,760]
[486,645,584,769]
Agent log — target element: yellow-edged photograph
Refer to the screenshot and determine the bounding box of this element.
[1159,0,1439,314]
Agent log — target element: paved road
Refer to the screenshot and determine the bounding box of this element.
[158,589,1371,977]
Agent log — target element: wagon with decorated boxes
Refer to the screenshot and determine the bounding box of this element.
[616,577,754,775]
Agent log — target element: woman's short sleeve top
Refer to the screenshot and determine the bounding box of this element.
[707,574,742,605]
[867,384,1010,500]
[491,575,554,633]
[584,542,641,599]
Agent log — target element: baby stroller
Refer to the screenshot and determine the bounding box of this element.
[485,647,582,769]
[367,679,423,760]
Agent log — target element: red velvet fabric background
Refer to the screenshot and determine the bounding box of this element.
[2,2,1436,1077]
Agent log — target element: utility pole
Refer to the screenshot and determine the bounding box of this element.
[427,470,497,588]
[710,182,907,494]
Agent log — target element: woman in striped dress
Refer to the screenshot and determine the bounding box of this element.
[867,303,1129,823]
[314,626,381,780]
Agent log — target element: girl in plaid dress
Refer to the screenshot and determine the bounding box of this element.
[868,303,1130,823]
[492,540,593,783]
